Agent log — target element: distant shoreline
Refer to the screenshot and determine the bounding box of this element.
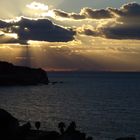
[47,71,140,74]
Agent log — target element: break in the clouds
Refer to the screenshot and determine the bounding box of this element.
[0,2,140,44]
[0,17,75,44]
[26,2,48,11]
[0,1,140,71]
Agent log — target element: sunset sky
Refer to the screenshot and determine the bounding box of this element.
[0,0,140,71]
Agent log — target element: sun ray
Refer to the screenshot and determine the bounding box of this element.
[26,2,49,11]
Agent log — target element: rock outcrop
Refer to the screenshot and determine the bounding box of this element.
[0,61,49,85]
[0,109,19,139]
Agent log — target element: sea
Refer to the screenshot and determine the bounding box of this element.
[0,72,140,140]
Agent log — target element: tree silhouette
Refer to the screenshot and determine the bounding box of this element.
[58,122,66,134]
[35,121,41,130]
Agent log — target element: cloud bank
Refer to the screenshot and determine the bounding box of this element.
[75,2,140,40]
[52,2,140,40]
[0,2,139,44]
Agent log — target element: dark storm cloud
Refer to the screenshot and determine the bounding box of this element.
[77,2,140,40]
[0,17,75,44]
[108,2,140,18]
[14,17,75,42]
[79,22,140,40]
[101,25,140,40]
[106,2,140,40]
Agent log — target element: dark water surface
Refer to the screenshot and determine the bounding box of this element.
[0,72,140,140]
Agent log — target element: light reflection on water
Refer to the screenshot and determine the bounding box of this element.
[0,72,140,140]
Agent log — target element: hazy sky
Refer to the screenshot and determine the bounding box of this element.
[0,0,140,71]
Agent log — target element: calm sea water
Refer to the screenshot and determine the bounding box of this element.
[0,72,140,140]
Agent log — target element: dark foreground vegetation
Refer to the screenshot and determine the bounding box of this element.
[0,61,49,85]
[0,108,136,140]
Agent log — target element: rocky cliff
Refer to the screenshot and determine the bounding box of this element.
[0,61,49,85]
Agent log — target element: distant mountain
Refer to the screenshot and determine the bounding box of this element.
[0,61,49,85]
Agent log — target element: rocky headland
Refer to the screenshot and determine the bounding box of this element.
[0,61,49,85]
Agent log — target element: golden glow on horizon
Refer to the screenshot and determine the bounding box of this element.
[0,1,139,71]
[0,38,139,71]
